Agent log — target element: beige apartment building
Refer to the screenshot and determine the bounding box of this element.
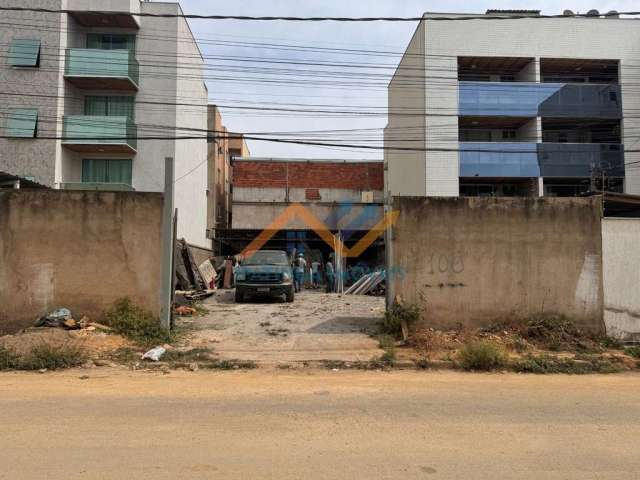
[0,0,209,246]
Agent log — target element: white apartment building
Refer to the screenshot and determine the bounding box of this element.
[0,0,209,247]
[385,10,640,198]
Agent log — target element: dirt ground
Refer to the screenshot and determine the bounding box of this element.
[176,289,386,363]
[1,368,640,480]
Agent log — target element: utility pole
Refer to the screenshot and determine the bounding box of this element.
[160,157,175,330]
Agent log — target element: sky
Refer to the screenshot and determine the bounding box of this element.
[177,0,636,160]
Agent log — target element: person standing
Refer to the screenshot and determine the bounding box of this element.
[311,259,321,288]
[325,258,335,293]
[294,253,307,293]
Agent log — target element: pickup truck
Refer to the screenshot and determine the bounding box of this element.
[234,250,295,303]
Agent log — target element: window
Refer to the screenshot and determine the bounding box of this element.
[82,159,132,185]
[87,34,135,51]
[502,130,517,139]
[85,96,134,119]
[8,39,41,67]
[6,108,38,138]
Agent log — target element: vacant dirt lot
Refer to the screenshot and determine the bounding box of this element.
[176,290,386,362]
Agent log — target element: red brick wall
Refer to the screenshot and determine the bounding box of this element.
[232,161,384,190]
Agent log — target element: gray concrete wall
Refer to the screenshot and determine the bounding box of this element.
[602,218,640,341]
[389,197,604,332]
[0,190,163,334]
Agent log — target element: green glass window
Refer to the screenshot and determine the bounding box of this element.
[82,159,133,185]
[6,108,38,138]
[8,39,41,67]
[85,96,134,119]
[87,34,135,51]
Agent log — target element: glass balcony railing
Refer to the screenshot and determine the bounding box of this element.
[459,82,621,118]
[60,182,134,191]
[459,142,540,177]
[64,49,139,90]
[62,116,137,153]
[538,143,624,177]
[460,142,624,178]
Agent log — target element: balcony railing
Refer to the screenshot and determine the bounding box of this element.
[459,142,624,178]
[61,182,134,191]
[64,49,139,90]
[62,116,137,154]
[459,82,622,118]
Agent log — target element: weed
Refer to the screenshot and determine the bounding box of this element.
[599,336,623,349]
[379,349,396,365]
[200,359,257,370]
[162,347,214,363]
[0,345,20,370]
[521,314,584,351]
[624,346,640,359]
[19,343,87,371]
[458,340,508,371]
[109,346,141,364]
[382,300,423,338]
[512,337,531,353]
[192,303,209,316]
[103,298,174,347]
[513,354,623,374]
[377,334,396,350]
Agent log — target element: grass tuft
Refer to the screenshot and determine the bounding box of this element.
[458,340,508,371]
[0,343,87,371]
[103,297,174,347]
[382,300,423,338]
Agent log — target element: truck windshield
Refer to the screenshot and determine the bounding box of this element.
[242,251,289,266]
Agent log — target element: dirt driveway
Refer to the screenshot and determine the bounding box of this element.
[177,290,386,363]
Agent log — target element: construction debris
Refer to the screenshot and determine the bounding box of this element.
[174,305,197,316]
[174,239,209,291]
[345,270,386,296]
[35,308,72,328]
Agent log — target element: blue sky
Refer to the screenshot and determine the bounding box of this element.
[178,0,635,159]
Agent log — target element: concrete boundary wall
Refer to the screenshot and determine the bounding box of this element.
[389,197,604,332]
[0,190,163,334]
[602,218,640,341]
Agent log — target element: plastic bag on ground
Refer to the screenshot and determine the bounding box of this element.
[141,347,166,362]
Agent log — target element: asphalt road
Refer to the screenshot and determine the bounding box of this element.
[1,369,639,479]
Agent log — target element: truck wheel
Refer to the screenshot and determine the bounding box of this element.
[235,290,244,303]
[285,288,294,303]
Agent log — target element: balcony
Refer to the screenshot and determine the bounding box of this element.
[459,82,621,118]
[538,143,624,178]
[64,49,139,91]
[459,142,624,178]
[67,0,140,28]
[459,143,539,177]
[62,116,137,154]
[61,183,134,192]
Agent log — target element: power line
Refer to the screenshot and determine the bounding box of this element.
[2,6,640,21]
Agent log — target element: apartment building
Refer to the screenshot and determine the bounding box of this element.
[206,105,250,253]
[385,10,639,198]
[0,0,209,246]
